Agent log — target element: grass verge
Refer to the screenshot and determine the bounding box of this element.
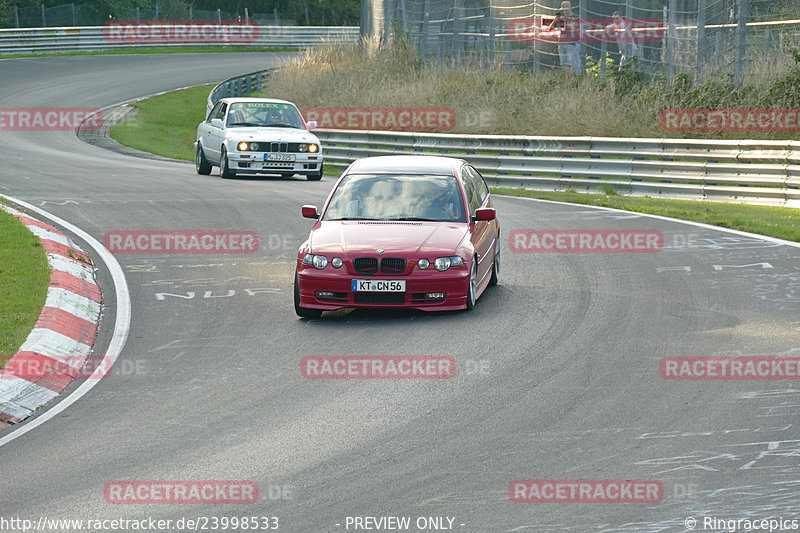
[110,84,215,161]
[0,205,50,368]
[1,45,297,59]
[494,187,800,242]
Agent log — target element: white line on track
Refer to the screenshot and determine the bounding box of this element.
[0,196,131,447]
[499,195,800,249]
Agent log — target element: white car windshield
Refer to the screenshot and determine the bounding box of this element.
[226,102,305,129]
[323,173,467,222]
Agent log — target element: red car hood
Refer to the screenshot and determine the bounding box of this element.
[309,221,468,256]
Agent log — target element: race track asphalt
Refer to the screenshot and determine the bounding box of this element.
[0,52,798,532]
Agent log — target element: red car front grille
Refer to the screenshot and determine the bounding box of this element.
[380,257,406,274]
[352,257,407,275]
[353,257,379,274]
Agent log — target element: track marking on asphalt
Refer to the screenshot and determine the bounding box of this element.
[0,196,131,448]
[499,195,800,249]
[153,287,282,300]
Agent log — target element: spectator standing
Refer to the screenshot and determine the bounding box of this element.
[606,11,638,69]
[547,1,581,74]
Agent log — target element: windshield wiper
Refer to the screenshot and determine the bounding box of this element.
[392,217,439,222]
[227,122,261,127]
[261,123,302,129]
[327,217,375,221]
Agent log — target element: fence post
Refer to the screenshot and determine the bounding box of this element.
[13,5,19,28]
[155,4,159,20]
[667,0,676,82]
[399,0,408,33]
[505,34,511,71]
[419,0,431,60]
[763,28,771,63]
[532,0,540,72]
[487,4,495,66]
[41,4,46,27]
[453,0,464,64]
[189,6,192,20]
[694,0,706,84]
[135,7,140,21]
[381,0,395,46]
[217,9,222,23]
[578,0,586,73]
[600,40,607,76]
[734,0,747,87]
[70,3,75,26]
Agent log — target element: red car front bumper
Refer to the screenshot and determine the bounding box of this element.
[296,263,470,312]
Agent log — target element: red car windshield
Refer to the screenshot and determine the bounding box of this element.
[323,173,467,223]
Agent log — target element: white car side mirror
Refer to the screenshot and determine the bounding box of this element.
[306,120,318,130]
[210,118,224,129]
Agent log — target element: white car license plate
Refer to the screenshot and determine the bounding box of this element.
[265,154,295,162]
[352,279,406,292]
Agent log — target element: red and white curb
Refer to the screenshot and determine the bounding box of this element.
[0,205,101,428]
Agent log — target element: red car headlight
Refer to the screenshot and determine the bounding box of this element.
[434,256,463,271]
[303,254,328,270]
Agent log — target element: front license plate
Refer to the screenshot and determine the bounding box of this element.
[265,153,295,162]
[352,279,406,292]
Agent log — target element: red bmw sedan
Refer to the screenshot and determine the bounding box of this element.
[294,155,499,318]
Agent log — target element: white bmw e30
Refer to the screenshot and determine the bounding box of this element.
[195,97,323,180]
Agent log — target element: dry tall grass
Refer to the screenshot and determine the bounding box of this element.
[263,39,800,139]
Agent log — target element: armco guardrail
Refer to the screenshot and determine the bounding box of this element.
[207,71,799,207]
[207,70,272,116]
[0,25,358,54]
[315,130,800,207]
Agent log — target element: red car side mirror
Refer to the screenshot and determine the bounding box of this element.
[473,207,496,222]
[302,205,319,219]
